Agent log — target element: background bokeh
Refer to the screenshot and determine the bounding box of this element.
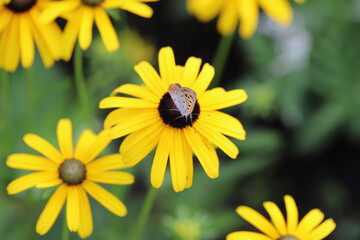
[1,0,359,239]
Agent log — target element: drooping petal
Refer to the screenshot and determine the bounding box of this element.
[217,0,238,35]
[74,130,96,161]
[295,209,325,236]
[285,195,298,234]
[238,0,259,39]
[66,186,80,232]
[227,231,273,240]
[110,83,159,103]
[82,180,127,216]
[23,134,63,163]
[57,118,73,160]
[150,126,172,189]
[19,14,35,68]
[77,186,93,238]
[169,129,187,192]
[63,8,83,61]
[158,46,176,86]
[95,7,119,52]
[6,153,57,171]
[236,206,280,239]
[2,15,20,71]
[7,171,59,194]
[0,9,12,32]
[181,57,202,87]
[78,6,94,50]
[258,0,292,26]
[191,63,215,97]
[118,0,155,18]
[134,61,167,97]
[87,171,134,185]
[81,129,111,164]
[86,154,126,172]
[36,184,68,235]
[263,201,287,236]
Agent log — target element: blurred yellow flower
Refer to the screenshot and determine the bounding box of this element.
[99,46,247,192]
[227,195,336,240]
[0,0,63,72]
[187,0,305,39]
[6,119,134,238]
[39,0,158,61]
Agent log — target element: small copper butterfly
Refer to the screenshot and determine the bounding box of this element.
[168,83,197,122]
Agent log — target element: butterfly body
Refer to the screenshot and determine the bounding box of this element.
[168,83,197,121]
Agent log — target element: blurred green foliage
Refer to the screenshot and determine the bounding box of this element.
[1,0,360,239]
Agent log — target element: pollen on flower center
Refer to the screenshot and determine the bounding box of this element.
[278,235,300,240]
[5,0,37,13]
[59,159,86,185]
[82,0,104,7]
[158,84,200,129]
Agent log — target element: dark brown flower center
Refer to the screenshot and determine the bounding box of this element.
[277,235,300,240]
[82,0,103,7]
[59,159,86,185]
[158,89,200,129]
[5,0,36,13]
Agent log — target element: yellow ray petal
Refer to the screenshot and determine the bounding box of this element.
[169,129,187,192]
[104,108,156,129]
[187,0,222,22]
[227,231,273,240]
[79,6,94,50]
[236,206,280,239]
[0,9,12,32]
[63,8,84,61]
[285,195,298,233]
[7,171,59,194]
[39,1,79,23]
[74,130,96,161]
[87,171,134,185]
[23,134,63,163]
[99,96,158,109]
[183,134,193,188]
[295,209,324,236]
[66,186,80,232]
[263,201,287,236]
[86,154,126,172]
[78,186,93,238]
[183,127,219,178]
[82,180,127,216]
[134,61,167,97]
[150,126,172,188]
[307,219,336,240]
[36,178,62,188]
[191,63,215,97]
[181,57,202,87]
[120,121,164,167]
[19,14,35,68]
[199,111,246,140]
[238,0,259,38]
[194,122,239,159]
[159,46,176,86]
[108,109,159,139]
[258,0,292,26]
[2,15,20,72]
[217,0,238,35]
[110,83,159,103]
[6,153,57,171]
[57,119,73,160]
[36,184,68,235]
[117,0,154,18]
[200,89,248,111]
[82,129,111,164]
[94,7,119,51]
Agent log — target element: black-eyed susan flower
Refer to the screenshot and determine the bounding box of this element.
[187,0,305,39]
[6,119,134,238]
[39,0,158,61]
[99,46,247,192]
[227,195,336,240]
[0,0,63,72]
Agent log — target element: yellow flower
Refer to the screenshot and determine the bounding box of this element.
[187,0,304,39]
[0,0,63,72]
[6,119,134,238]
[227,195,336,240]
[39,0,158,61]
[99,46,247,192]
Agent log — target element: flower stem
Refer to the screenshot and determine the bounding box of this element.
[0,69,10,130]
[74,43,89,112]
[62,214,70,240]
[211,29,237,88]
[131,187,157,240]
[25,67,35,122]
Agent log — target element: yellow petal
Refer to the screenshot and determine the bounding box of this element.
[119,0,155,18]
[86,154,126,172]
[99,96,158,109]
[23,134,63,163]
[6,153,57,171]
[158,46,176,86]
[66,186,80,232]
[227,231,273,240]
[57,118,73,159]
[217,0,238,35]
[87,171,134,185]
[307,219,336,240]
[19,14,35,68]
[104,108,156,129]
[134,61,167,97]
[39,1,79,24]
[81,129,111,164]
[285,195,298,233]
[295,209,324,235]
[36,178,62,188]
[79,6,94,50]
[200,89,248,111]
[187,0,222,23]
[192,63,215,97]
[150,126,172,189]
[238,0,259,38]
[183,135,193,188]
[36,184,68,235]
[258,0,292,26]
[0,9,12,32]
[183,127,219,178]
[78,186,93,238]
[263,201,287,235]
[7,171,59,194]
[110,83,159,103]
[74,130,96,161]
[236,206,280,239]
[2,15,20,72]
[94,7,119,52]
[181,57,202,87]
[82,180,127,216]
[169,129,187,192]
[63,8,83,61]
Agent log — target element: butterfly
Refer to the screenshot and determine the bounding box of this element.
[168,83,197,122]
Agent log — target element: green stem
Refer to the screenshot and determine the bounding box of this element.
[62,214,70,240]
[25,67,35,122]
[211,30,237,88]
[74,44,89,112]
[0,69,10,130]
[130,187,158,240]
